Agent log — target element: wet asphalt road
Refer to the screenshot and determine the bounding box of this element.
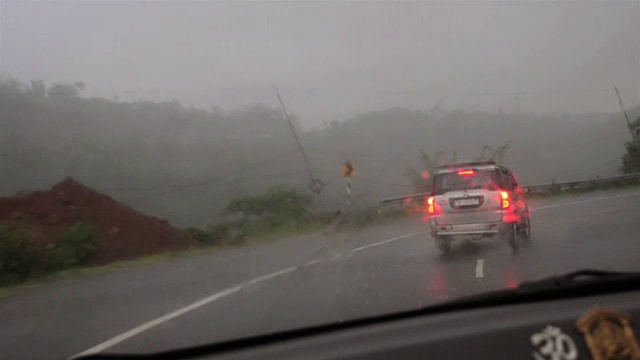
[1,189,639,359]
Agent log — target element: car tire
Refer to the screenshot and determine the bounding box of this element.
[434,236,450,254]
[521,217,531,240]
[507,223,518,252]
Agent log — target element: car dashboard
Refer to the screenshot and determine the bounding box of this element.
[87,288,640,360]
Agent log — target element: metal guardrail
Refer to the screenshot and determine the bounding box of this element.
[378,172,640,213]
[378,192,430,214]
[523,172,640,193]
[379,192,430,205]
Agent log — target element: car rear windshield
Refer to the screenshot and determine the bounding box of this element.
[433,170,501,195]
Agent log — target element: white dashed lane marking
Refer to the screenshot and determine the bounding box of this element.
[304,259,321,267]
[70,266,297,359]
[72,229,432,359]
[475,259,484,278]
[349,231,430,254]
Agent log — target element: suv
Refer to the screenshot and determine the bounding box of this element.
[427,161,530,253]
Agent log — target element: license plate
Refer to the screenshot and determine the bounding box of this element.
[454,198,479,206]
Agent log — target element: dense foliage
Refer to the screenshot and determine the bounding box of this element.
[0,223,96,285]
[223,186,312,226]
[1,76,637,226]
[620,118,640,174]
[49,223,97,270]
[0,227,40,284]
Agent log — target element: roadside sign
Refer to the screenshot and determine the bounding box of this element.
[343,161,355,177]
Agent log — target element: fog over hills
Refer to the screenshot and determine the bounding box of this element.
[1,78,637,226]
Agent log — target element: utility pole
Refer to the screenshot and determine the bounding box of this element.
[272,85,325,195]
[346,177,352,208]
[614,86,633,137]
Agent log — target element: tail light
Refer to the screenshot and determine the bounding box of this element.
[426,196,442,215]
[500,191,510,209]
[500,191,520,222]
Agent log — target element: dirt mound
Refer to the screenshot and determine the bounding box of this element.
[0,177,199,264]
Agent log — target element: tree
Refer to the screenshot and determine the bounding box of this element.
[47,82,85,98]
[476,146,492,161]
[493,142,510,163]
[621,117,640,173]
[27,80,46,98]
[0,77,23,96]
[403,167,427,193]
[403,150,445,193]
[222,186,312,226]
[474,142,510,162]
[621,141,640,173]
[449,151,458,163]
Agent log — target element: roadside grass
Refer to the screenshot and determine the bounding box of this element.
[0,221,329,297]
[0,248,216,298]
[337,207,411,231]
[0,222,100,295]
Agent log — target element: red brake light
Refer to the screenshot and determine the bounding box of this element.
[457,169,475,176]
[500,191,520,222]
[426,196,441,215]
[500,191,510,209]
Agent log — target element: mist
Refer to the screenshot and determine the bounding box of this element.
[1,1,638,127]
[1,1,639,226]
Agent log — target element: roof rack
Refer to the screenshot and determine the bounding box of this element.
[436,160,500,169]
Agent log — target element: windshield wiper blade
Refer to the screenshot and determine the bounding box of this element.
[443,269,640,308]
[517,269,636,292]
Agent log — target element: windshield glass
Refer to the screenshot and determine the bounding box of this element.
[1,1,639,359]
[433,170,500,195]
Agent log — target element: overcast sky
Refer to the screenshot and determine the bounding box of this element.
[1,0,638,127]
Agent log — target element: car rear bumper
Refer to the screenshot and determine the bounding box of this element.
[430,221,505,237]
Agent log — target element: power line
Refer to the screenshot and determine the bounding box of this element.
[560,158,621,181]
[614,86,634,137]
[104,149,300,196]
[127,167,307,203]
[117,171,245,202]
[142,169,311,217]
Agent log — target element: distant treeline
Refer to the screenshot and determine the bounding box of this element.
[1,77,637,226]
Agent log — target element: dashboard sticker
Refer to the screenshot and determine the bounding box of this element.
[531,325,578,360]
[576,306,640,360]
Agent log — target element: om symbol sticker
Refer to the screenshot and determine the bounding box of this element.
[531,325,578,360]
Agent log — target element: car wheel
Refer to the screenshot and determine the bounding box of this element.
[507,223,518,252]
[434,236,450,254]
[521,217,531,240]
